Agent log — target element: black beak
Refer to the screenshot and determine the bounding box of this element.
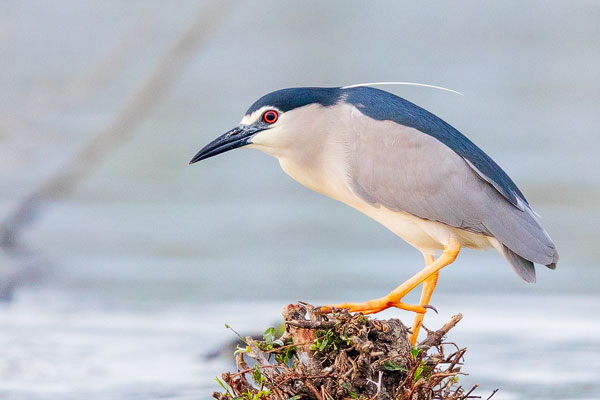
[189,125,260,164]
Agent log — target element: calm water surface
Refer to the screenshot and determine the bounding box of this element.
[1,1,599,399]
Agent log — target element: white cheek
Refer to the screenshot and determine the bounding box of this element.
[247,128,283,157]
[249,129,271,146]
[249,124,296,158]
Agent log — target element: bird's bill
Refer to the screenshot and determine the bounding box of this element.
[189,125,260,164]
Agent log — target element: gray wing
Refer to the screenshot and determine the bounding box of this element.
[347,116,558,281]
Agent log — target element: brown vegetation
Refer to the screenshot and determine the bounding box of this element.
[213,303,496,400]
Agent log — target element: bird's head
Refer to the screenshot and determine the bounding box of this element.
[189,87,342,164]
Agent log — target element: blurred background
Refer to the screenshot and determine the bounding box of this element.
[1,1,599,399]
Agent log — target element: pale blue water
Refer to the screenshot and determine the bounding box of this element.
[1,1,599,399]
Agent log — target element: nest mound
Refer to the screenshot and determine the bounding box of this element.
[213,303,494,400]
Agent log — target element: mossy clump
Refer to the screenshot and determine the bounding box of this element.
[213,303,493,400]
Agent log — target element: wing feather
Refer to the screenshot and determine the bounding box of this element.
[343,86,528,209]
[347,116,559,276]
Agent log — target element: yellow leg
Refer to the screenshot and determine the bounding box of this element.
[409,254,438,344]
[325,239,460,315]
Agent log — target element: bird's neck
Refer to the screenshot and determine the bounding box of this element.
[277,140,355,204]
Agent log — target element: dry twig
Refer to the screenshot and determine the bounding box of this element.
[212,304,493,400]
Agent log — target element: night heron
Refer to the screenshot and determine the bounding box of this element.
[189,84,558,343]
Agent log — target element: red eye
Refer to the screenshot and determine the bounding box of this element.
[262,110,278,124]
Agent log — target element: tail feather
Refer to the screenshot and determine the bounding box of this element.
[485,199,559,280]
[501,244,536,283]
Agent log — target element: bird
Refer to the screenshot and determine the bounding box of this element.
[189,84,559,344]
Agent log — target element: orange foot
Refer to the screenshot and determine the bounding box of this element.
[322,296,436,315]
[321,239,461,345]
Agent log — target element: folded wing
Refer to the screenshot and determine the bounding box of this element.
[347,112,558,282]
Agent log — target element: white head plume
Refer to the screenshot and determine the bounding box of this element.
[341,81,463,96]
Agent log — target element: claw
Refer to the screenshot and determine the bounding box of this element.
[423,304,438,314]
